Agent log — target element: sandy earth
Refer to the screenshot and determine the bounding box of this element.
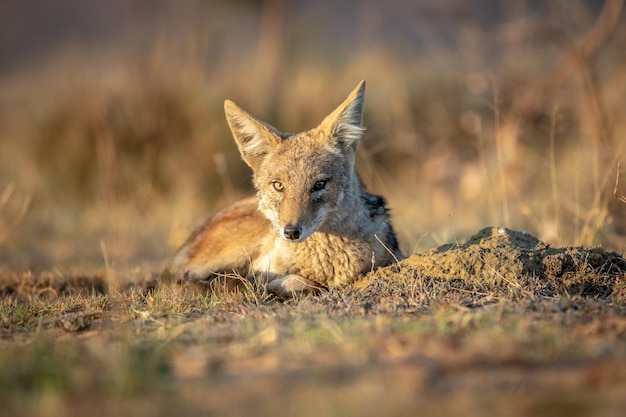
[1,227,626,417]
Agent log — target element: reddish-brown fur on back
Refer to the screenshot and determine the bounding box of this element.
[176,196,269,278]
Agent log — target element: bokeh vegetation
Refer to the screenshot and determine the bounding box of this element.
[1,0,625,273]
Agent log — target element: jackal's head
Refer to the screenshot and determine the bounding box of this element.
[224,81,366,242]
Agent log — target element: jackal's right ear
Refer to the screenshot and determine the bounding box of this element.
[318,80,366,157]
[224,100,281,171]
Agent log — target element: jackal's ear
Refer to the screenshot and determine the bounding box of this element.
[318,80,366,155]
[224,100,281,171]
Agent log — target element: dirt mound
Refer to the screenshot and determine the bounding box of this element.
[360,227,626,303]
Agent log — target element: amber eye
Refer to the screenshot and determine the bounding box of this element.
[272,181,284,192]
[312,180,327,192]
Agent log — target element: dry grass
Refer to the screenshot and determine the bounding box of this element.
[1,260,625,417]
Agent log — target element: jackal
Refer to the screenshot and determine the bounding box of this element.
[172,81,403,297]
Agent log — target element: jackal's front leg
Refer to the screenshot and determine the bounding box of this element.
[265,274,324,298]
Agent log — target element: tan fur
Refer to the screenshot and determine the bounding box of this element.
[171,81,403,297]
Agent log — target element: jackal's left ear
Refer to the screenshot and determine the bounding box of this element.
[224,100,282,171]
[319,80,366,155]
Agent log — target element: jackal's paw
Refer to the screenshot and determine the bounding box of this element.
[266,274,323,298]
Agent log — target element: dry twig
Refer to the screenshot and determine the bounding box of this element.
[614,161,626,204]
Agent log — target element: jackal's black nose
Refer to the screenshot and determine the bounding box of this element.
[283,225,302,241]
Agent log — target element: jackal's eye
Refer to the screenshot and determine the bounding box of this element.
[312,180,327,192]
[272,181,284,192]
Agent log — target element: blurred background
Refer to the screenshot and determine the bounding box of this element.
[0,0,625,275]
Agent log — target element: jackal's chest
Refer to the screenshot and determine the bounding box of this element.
[251,233,374,287]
